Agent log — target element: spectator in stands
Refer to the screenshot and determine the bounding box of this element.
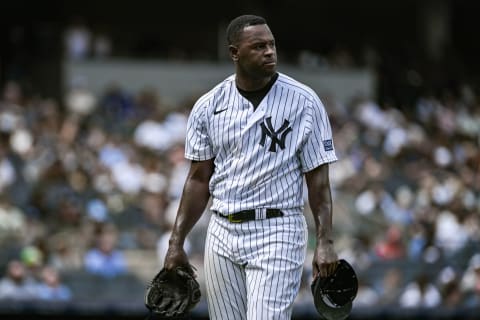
[0,260,39,300]
[20,245,45,280]
[98,83,135,128]
[47,231,84,271]
[0,143,17,194]
[398,273,441,308]
[0,196,26,241]
[110,156,145,196]
[374,225,406,260]
[133,109,187,153]
[354,278,380,307]
[376,267,404,307]
[36,265,72,301]
[407,221,428,259]
[434,209,470,257]
[64,77,97,118]
[437,266,463,309]
[441,281,463,309]
[63,16,92,60]
[83,225,127,278]
[461,254,480,307]
[166,144,189,201]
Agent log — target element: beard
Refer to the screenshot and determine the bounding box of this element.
[242,63,276,80]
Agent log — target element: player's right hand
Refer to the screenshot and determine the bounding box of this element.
[164,245,190,271]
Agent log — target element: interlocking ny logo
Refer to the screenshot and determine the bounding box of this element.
[259,117,292,152]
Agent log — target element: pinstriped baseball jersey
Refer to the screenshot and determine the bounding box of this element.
[185,72,337,215]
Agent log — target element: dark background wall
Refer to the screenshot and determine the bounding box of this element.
[1,0,480,104]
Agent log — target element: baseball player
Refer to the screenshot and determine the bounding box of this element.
[163,14,339,319]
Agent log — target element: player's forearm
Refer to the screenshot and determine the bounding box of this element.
[169,160,213,247]
[305,164,334,242]
[311,192,333,243]
[169,179,210,247]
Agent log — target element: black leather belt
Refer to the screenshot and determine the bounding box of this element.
[215,209,284,223]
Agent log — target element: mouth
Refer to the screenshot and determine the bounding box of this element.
[264,61,276,66]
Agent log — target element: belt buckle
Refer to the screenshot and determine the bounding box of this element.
[228,214,242,223]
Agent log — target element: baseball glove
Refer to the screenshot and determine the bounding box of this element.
[145,265,201,318]
[311,259,358,320]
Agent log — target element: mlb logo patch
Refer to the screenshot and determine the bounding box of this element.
[323,139,333,151]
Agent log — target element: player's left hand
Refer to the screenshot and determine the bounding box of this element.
[312,239,338,279]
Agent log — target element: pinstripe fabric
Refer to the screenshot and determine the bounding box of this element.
[185,72,337,215]
[205,214,307,320]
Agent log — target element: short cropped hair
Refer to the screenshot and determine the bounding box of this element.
[226,15,267,45]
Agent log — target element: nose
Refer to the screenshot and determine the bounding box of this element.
[265,44,275,56]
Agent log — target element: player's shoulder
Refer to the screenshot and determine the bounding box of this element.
[276,72,320,101]
[277,72,323,106]
[191,74,235,112]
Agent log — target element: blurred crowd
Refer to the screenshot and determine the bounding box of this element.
[0,72,479,311]
[315,83,480,310]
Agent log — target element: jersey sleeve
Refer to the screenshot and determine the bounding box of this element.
[298,96,338,172]
[184,101,215,161]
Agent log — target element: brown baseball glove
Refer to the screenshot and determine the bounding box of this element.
[144,265,201,318]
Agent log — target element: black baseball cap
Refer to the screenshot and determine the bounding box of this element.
[311,259,358,320]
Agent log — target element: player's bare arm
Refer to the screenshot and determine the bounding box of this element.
[305,163,339,279]
[164,159,214,270]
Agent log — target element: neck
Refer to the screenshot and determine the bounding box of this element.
[235,73,273,92]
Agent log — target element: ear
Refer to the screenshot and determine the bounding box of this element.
[229,45,239,62]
